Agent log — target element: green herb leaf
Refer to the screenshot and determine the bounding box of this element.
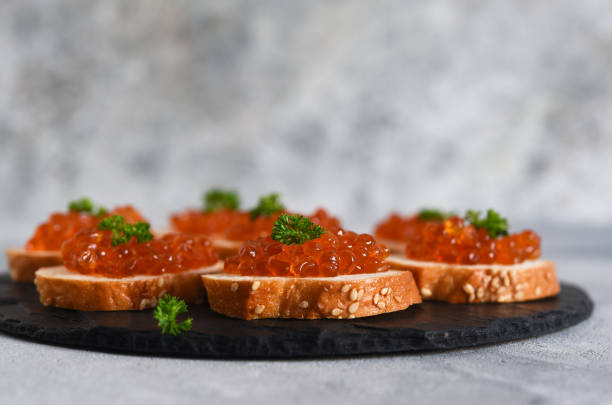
[271,214,326,245]
[68,197,108,217]
[465,209,509,238]
[98,215,153,246]
[69,197,94,213]
[203,188,240,213]
[249,193,285,219]
[417,208,455,221]
[132,222,154,243]
[153,295,193,336]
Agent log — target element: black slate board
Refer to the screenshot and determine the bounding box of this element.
[0,275,593,358]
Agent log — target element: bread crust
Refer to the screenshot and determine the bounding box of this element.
[6,248,63,283]
[387,255,560,303]
[201,270,422,320]
[35,262,224,311]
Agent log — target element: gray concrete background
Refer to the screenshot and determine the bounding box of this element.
[1,0,612,250]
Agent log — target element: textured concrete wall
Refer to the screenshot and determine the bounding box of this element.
[1,1,612,248]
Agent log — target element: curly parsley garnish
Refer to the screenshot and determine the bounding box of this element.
[98,215,153,246]
[465,209,509,238]
[154,295,193,336]
[203,188,240,213]
[418,208,455,221]
[272,214,326,245]
[68,197,107,217]
[249,192,285,219]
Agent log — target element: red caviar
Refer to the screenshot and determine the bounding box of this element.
[402,216,541,265]
[25,205,147,251]
[225,229,390,277]
[170,208,342,241]
[375,213,428,243]
[62,230,218,277]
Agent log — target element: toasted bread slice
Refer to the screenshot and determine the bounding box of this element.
[387,255,560,303]
[201,270,422,320]
[6,248,63,283]
[35,261,224,311]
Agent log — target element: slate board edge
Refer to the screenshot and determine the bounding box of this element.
[0,282,594,359]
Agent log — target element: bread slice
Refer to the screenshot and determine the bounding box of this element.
[211,238,242,259]
[6,248,63,283]
[35,261,224,311]
[387,255,560,303]
[201,270,422,320]
[375,238,406,254]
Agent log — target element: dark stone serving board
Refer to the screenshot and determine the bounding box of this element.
[0,275,593,358]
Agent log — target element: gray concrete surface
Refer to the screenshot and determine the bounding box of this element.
[2,0,612,237]
[0,248,610,404]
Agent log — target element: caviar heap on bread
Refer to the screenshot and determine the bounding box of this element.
[34,215,223,311]
[202,214,422,320]
[382,209,560,304]
[5,198,147,283]
[170,190,342,258]
[374,208,456,253]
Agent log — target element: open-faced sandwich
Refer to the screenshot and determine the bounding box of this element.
[383,209,560,303]
[35,214,223,310]
[202,214,422,320]
[170,189,342,259]
[6,198,146,283]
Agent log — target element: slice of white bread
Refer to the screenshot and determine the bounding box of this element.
[201,270,422,320]
[6,248,63,283]
[387,255,560,303]
[35,261,224,311]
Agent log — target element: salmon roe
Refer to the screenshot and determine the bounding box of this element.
[25,205,146,251]
[402,216,541,265]
[225,229,390,277]
[62,230,218,277]
[170,208,342,241]
[375,213,427,243]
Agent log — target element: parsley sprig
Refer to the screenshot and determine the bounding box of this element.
[465,209,509,238]
[272,214,326,245]
[418,208,455,221]
[68,197,108,217]
[98,215,153,246]
[153,295,193,336]
[203,188,240,213]
[249,193,285,219]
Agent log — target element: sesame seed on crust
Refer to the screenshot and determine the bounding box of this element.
[463,284,475,295]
